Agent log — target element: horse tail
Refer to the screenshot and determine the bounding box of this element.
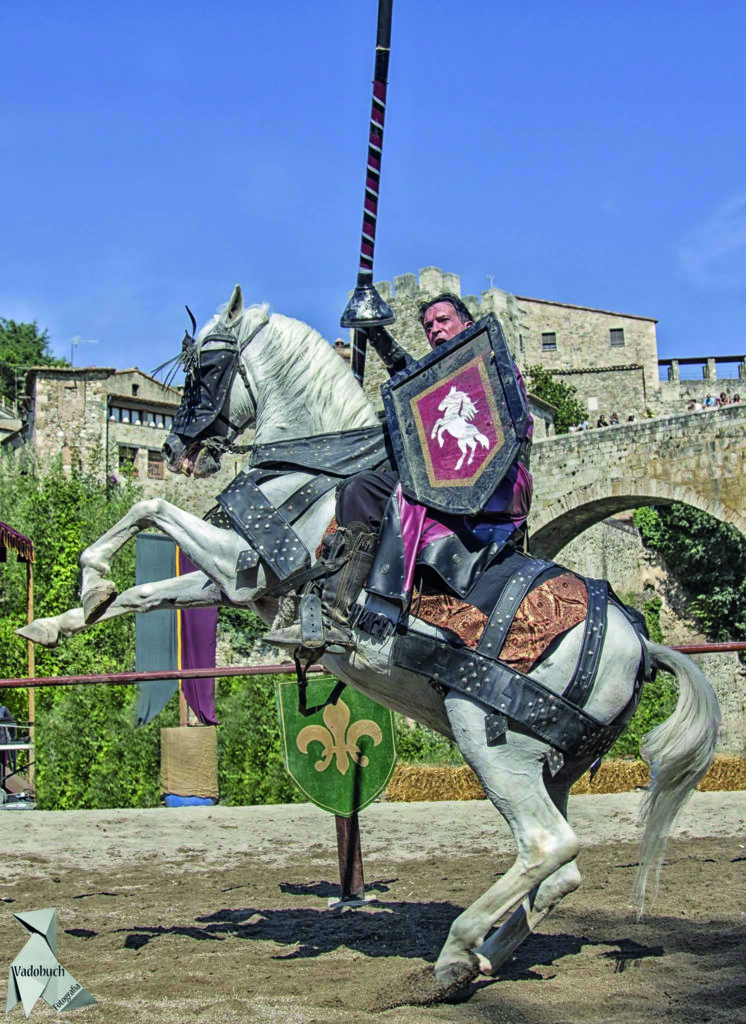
[475,431,490,449]
[634,642,720,917]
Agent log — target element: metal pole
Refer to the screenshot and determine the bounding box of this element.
[26,561,35,787]
[0,663,326,690]
[340,0,396,384]
[335,812,365,902]
[1,642,744,692]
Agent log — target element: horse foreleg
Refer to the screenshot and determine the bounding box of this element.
[433,693,579,990]
[18,572,224,647]
[80,498,246,621]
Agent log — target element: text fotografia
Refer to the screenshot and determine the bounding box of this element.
[53,981,83,1011]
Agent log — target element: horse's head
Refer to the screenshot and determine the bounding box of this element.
[438,386,460,413]
[161,285,266,478]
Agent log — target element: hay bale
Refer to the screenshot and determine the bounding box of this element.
[697,755,746,791]
[386,764,484,802]
[385,755,746,802]
[570,759,650,795]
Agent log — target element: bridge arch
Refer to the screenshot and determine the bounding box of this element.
[529,407,746,559]
[530,478,746,560]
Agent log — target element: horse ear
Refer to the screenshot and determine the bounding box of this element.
[225,284,244,324]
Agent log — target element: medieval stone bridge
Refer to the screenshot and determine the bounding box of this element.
[530,404,746,558]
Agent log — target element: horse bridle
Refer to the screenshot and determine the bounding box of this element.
[174,310,268,451]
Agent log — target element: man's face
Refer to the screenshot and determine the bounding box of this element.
[422,301,474,348]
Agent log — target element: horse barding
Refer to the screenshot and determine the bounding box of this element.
[19,285,720,995]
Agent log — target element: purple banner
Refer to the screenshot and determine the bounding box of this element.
[178,551,219,726]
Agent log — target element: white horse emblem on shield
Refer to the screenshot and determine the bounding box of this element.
[430,385,492,471]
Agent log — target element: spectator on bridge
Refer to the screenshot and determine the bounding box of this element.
[704,393,716,407]
[610,412,619,425]
[578,417,589,430]
[596,414,609,428]
[719,392,729,406]
[733,394,741,404]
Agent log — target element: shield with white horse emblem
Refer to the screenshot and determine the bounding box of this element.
[381,314,531,514]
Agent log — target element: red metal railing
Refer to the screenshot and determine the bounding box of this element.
[0,643,744,690]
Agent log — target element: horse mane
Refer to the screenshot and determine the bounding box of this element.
[243,309,379,435]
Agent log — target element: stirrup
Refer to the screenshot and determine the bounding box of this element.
[264,595,355,656]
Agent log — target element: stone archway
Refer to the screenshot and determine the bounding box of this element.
[529,478,746,560]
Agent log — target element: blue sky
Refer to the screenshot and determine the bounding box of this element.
[2,1,745,373]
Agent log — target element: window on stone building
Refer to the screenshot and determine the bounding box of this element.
[541,332,557,351]
[147,449,165,480]
[131,384,139,396]
[610,328,625,347]
[118,445,139,477]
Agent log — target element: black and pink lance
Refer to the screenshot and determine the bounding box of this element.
[341,0,396,385]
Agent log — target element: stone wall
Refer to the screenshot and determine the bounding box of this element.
[557,517,746,755]
[530,405,746,556]
[658,374,745,409]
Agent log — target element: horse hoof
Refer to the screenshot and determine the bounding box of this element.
[433,951,481,993]
[82,580,117,623]
[15,620,60,648]
[366,963,477,1012]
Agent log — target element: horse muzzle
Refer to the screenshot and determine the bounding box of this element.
[162,434,222,478]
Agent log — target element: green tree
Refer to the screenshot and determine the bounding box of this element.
[525,364,585,434]
[633,504,746,643]
[0,318,68,408]
[0,450,165,808]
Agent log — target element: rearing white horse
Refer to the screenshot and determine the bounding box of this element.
[19,285,720,999]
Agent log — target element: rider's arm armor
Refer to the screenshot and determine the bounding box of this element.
[364,326,413,376]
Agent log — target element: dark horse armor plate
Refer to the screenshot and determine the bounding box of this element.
[381,314,531,515]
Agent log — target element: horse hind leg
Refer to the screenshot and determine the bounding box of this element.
[433,692,579,990]
[475,859,581,975]
[476,758,591,974]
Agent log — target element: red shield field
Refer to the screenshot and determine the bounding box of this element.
[410,353,505,488]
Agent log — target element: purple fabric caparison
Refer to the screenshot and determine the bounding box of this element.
[396,465,532,596]
[178,551,219,726]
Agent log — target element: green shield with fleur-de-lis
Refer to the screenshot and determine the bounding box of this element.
[275,677,397,817]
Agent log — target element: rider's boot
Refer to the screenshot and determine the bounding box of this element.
[264,523,377,656]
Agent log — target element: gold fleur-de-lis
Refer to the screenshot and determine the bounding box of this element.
[296,698,382,775]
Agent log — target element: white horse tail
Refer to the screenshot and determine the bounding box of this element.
[634,642,720,916]
[475,430,490,449]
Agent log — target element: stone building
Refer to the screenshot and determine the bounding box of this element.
[1,366,248,515]
[361,267,661,420]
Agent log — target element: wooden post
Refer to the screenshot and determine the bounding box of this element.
[334,812,365,902]
[26,561,35,787]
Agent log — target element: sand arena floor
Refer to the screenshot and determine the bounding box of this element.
[2,791,745,1023]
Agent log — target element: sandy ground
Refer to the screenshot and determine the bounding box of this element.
[1,792,745,1023]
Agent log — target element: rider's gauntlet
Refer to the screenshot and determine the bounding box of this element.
[363,326,412,375]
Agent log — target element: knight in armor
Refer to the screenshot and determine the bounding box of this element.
[266,294,533,655]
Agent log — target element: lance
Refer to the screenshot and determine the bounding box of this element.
[340,0,396,385]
